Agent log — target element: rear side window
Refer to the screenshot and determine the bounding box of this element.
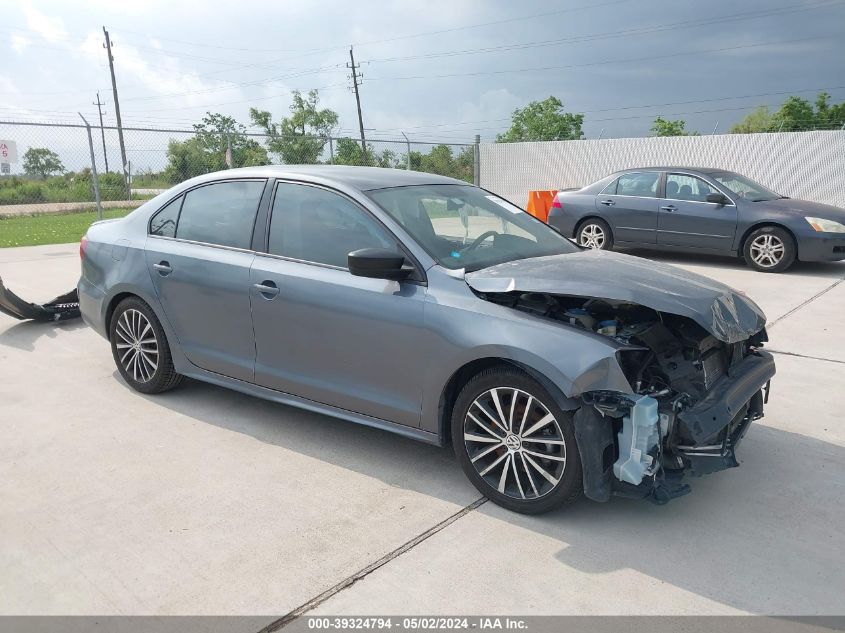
[176,180,265,249]
[617,172,660,198]
[600,178,618,195]
[149,196,182,237]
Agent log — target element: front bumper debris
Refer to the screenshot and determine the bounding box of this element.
[0,276,80,322]
[575,351,775,505]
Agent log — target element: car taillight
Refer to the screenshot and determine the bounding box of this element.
[551,198,562,209]
[80,235,88,259]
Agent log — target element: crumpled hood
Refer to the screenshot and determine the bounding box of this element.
[465,250,766,343]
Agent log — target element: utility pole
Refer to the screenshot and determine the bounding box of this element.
[92,92,109,172]
[103,27,128,192]
[347,47,367,163]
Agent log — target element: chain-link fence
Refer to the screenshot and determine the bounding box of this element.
[0,120,478,216]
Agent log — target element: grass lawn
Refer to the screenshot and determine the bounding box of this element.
[0,208,133,248]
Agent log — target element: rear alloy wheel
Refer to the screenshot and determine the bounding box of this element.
[577,218,613,250]
[109,297,182,394]
[452,367,582,514]
[743,226,795,273]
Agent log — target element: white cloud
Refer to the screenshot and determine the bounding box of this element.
[11,34,31,55]
[21,1,68,43]
[75,31,249,116]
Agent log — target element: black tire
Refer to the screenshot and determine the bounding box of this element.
[576,217,614,250]
[743,226,796,273]
[109,297,183,394]
[451,366,583,514]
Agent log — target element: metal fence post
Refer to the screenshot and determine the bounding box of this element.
[401,132,411,170]
[78,113,103,220]
[473,134,481,186]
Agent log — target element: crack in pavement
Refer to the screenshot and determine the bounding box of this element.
[767,276,844,329]
[258,497,488,632]
[767,348,845,365]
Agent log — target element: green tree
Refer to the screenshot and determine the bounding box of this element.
[164,112,268,184]
[730,106,775,133]
[250,90,339,164]
[496,96,583,142]
[23,147,64,179]
[650,116,697,137]
[769,92,845,131]
[333,138,370,166]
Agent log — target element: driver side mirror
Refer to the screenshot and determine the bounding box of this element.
[348,248,412,281]
[706,192,729,205]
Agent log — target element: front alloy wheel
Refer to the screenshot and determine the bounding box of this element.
[452,367,582,514]
[743,226,795,273]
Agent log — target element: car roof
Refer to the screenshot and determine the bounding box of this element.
[609,166,727,175]
[187,165,469,191]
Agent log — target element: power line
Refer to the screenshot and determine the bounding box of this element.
[364,0,844,64]
[367,35,833,81]
[366,85,845,132]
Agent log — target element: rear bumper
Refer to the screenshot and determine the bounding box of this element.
[77,276,107,338]
[797,232,845,262]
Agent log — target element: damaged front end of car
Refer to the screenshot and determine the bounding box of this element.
[466,251,776,504]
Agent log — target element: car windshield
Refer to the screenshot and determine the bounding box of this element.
[367,184,579,272]
[710,172,782,202]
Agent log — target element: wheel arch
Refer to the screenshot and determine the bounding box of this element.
[738,222,798,257]
[437,357,579,445]
[574,215,613,242]
[105,291,140,332]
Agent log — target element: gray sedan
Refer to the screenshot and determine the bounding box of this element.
[548,167,845,272]
[79,166,774,513]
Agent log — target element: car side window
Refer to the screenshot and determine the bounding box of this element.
[268,183,395,268]
[666,174,716,203]
[149,196,182,238]
[600,178,619,195]
[616,172,659,198]
[175,180,265,249]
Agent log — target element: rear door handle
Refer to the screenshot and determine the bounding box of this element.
[661,205,677,212]
[600,199,615,206]
[153,261,172,275]
[253,281,280,300]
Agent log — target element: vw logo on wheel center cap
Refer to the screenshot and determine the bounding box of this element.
[505,434,522,451]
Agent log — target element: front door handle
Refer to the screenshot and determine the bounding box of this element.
[253,281,280,300]
[600,199,615,206]
[661,205,677,212]
[153,261,172,275]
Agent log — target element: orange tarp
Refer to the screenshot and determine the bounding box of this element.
[525,190,558,223]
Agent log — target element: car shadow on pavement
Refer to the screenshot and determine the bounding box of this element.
[617,247,845,279]
[126,374,844,615]
[0,318,88,352]
[478,423,845,615]
[119,375,476,508]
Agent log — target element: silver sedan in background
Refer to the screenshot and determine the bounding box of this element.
[79,166,774,513]
[549,167,845,272]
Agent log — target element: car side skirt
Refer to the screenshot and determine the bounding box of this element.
[178,364,444,447]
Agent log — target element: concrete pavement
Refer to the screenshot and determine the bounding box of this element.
[0,243,843,618]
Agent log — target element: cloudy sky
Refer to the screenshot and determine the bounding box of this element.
[2,0,844,144]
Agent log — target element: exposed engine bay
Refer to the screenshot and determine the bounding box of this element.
[479,289,775,504]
